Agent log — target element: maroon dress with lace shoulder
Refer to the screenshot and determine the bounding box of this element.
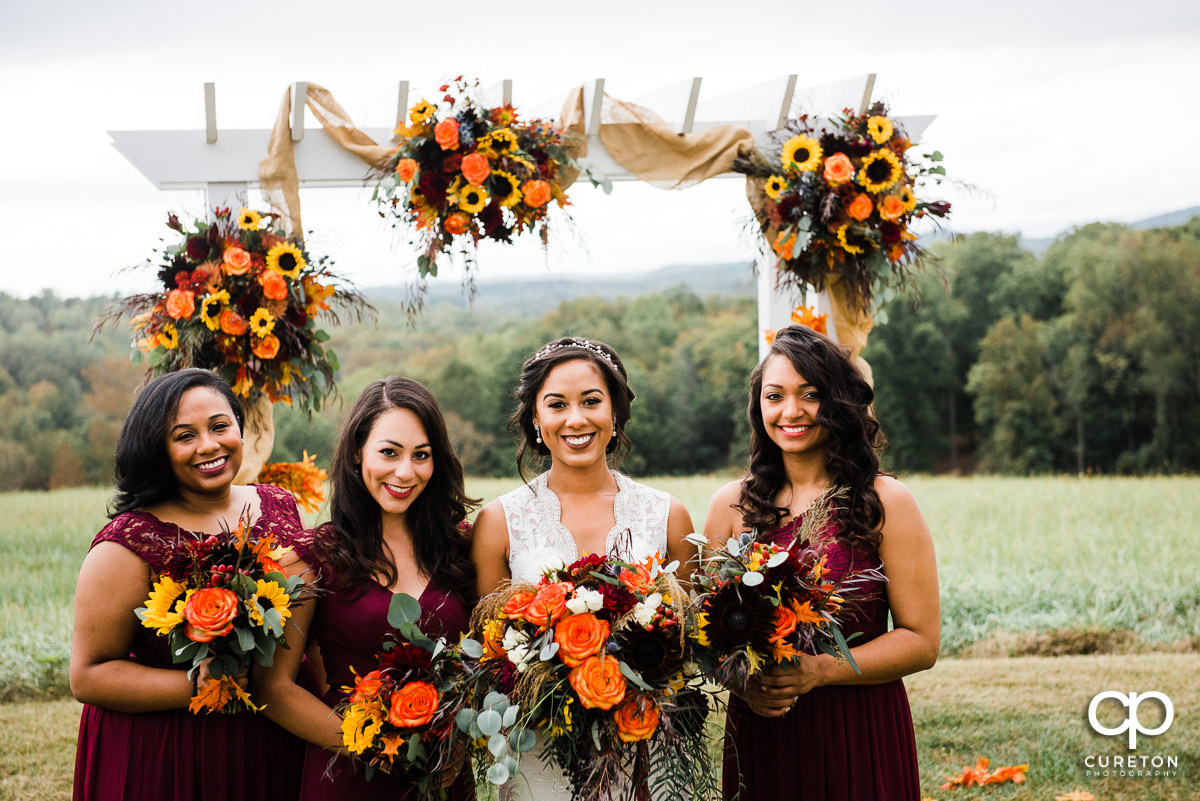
[73,484,308,801]
[722,516,921,801]
[295,531,476,801]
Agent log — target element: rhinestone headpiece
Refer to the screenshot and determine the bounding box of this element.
[530,337,616,367]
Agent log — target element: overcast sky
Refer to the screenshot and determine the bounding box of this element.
[1,0,1197,299]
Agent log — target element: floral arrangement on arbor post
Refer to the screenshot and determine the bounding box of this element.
[372,77,580,290]
[736,101,952,322]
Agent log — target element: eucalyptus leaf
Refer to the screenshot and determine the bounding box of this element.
[741,571,764,587]
[502,704,518,728]
[512,727,538,753]
[618,660,652,692]
[477,709,503,736]
[488,733,509,758]
[460,638,484,659]
[791,232,811,259]
[501,755,521,776]
[456,708,476,733]
[483,690,509,709]
[387,593,422,628]
[486,763,511,785]
[766,551,789,568]
[539,641,559,661]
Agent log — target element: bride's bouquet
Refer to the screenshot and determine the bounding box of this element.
[461,551,718,801]
[135,514,307,713]
[690,490,885,688]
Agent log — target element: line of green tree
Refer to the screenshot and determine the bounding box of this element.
[1,219,1196,491]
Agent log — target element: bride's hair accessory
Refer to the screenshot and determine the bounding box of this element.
[530,337,616,367]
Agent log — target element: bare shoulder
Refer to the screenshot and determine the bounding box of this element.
[472,500,510,546]
[703,478,745,540]
[874,474,919,510]
[873,475,931,543]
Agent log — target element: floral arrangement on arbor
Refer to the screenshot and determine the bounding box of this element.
[255,451,327,514]
[373,77,578,283]
[736,101,951,319]
[336,593,468,792]
[689,491,884,688]
[764,304,827,347]
[101,207,369,416]
[461,552,717,801]
[135,515,307,714]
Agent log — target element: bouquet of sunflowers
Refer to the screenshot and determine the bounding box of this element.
[136,514,307,713]
[374,77,579,283]
[100,206,369,415]
[689,490,885,689]
[736,101,951,319]
[461,551,717,801]
[336,593,469,793]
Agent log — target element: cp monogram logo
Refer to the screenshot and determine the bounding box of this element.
[1088,691,1174,749]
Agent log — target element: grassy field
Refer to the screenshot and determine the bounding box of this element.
[1,477,1197,798]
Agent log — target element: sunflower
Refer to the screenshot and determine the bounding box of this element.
[199,290,229,331]
[138,577,189,634]
[248,579,291,631]
[897,183,918,211]
[249,308,275,337]
[341,703,385,755]
[479,128,519,158]
[858,149,903,193]
[409,99,437,127]
[456,184,489,214]
[266,242,305,278]
[866,115,893,145]
[697,583,776,655]
[158,324,179,350]
[236,208,262,230]
[781,135,822,172]
[488,170,523,208]
[611,623,685,683]
[763,175,788,200]
[837,224,869,255]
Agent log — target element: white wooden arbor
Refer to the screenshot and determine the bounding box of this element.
[108,76,935,357]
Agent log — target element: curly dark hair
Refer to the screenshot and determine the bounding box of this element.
[109,369,244,518]
[737,325,887,552]
[316,377,478,602]
[508,337,635,481]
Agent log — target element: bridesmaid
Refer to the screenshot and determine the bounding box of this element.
[71,368,307,801]
[255,376,478,800]
[705,324,939,801]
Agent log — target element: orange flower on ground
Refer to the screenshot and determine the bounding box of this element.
[501,590,537,620]
[568,654,627,710]
[847,193,873,221]
[252,334,281,360]
[1054,792,1095,801]
[223,246,252,275]
[259,270,288,301]
[166,289,195,320]
[394,158,418,182]
[219,310,248,336]
[461,152,491,186]
[443,212,470,236]
[523,179,552,208]
[387,681,440,728]
[878,194,906,222]
[941,757,1028,789]
[613,694,660,742]
[434,118,460,150]
[524,581,573,628]
[554,612,611,667]
[183,587,239,642]
[823,153,855,184]
[790,305,828,335]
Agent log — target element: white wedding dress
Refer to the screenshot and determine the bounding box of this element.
[497,469,671,800]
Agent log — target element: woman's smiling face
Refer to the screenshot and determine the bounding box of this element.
[533,358,614,469]
[358,407,434,521]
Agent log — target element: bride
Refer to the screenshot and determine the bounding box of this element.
[472,336,697,799]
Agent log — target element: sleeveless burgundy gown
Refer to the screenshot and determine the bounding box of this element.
[722,516,921,801]
[73,484,308,801]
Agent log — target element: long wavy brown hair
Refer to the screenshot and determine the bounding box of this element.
[315,377,478,601]
[737,325,887,552]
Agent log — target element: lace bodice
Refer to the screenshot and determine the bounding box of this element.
[500,471,671,583]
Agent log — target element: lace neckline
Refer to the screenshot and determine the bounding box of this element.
[529,470,634,563]
[129,484,271,538]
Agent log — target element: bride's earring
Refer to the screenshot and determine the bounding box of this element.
[534,424,542,444]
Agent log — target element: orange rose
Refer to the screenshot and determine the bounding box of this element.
[166,289,195,320]
[769,605,798,643]
[252,334,280,360]
[183,587,239,642]
[220,310,248,336]
[823,152,854,184]
[847,193,873,221]
[613,694,660,742]
[434,118,460,150]
[568,654,626,710]
[259,270,288,301]
[394,158,418,182]
[524,581,573,627]
[879,194,906,221]
[501,590,537,620]
[773,231,798,259]
[443,212,470,236]
[554,612,610,667]
[618,563,654,594]
[223,246,252,275]
[461,152,491,186]
[388,681,440,728]
[522,179,551,208]
[351,669,385,703]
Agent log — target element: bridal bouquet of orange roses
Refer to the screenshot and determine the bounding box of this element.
[461,551,718,801]
[135,515,307,713]
[335,593,468,793]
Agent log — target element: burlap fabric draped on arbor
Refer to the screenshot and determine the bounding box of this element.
[255,83,875,372]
